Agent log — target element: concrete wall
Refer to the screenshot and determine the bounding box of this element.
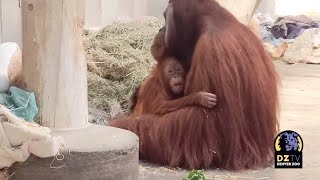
[257,0,276,18]
[1,0,22,46]
[0,0,169,46]
[256,0,320,18]
[84,0,168,30]
[275,0,320,16]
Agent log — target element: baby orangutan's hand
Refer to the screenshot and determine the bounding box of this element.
[196,92,217,108]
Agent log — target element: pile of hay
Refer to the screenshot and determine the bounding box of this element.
[83,18,164,122]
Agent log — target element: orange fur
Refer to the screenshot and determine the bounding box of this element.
[110,0,279,170]
[132,58,205,117]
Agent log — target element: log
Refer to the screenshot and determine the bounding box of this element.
[22,0,88,129]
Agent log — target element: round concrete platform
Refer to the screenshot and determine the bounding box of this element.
[9,124,139,180]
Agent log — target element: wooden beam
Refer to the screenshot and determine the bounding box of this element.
[22,0,88,129]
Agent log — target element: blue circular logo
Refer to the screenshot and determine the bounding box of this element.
[275,130,303,153]
[274,130,303,168]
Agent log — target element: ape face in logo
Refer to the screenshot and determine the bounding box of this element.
[281,132,299,151]
[274,130,303,168]
[275,131,303,153]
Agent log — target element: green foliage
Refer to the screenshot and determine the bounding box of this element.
[184,170,206,180]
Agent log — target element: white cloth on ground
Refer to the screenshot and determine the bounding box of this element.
[0,105,65,169]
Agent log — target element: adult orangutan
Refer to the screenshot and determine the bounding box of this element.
[110,0,279,170]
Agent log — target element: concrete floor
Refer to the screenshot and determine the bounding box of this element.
[138,61,320,180]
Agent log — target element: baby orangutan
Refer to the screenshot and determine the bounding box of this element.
[130,28,217,116]
[132,57,217,116]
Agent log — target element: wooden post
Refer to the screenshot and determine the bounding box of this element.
[22,0,88,129]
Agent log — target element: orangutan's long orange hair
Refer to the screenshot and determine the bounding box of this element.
[110,0,280,170]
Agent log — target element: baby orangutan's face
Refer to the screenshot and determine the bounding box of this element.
[162,57,185,95]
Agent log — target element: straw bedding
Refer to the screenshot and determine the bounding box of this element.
[83,18,164,123]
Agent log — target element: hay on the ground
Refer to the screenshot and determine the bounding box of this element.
[83,18,164,121]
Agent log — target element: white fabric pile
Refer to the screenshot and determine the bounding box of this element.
[0,105,65,169]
